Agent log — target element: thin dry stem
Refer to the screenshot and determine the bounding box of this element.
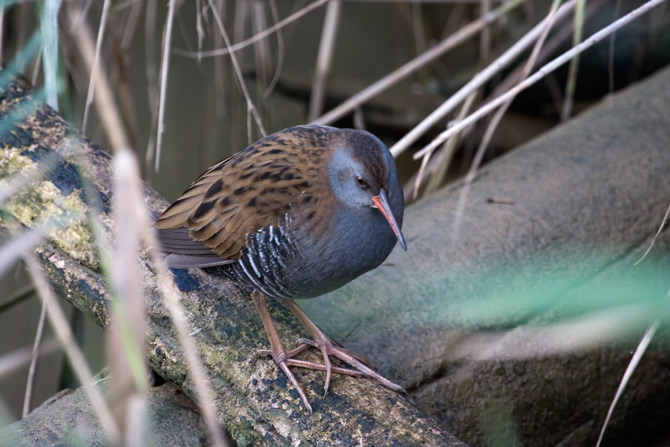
[411,3,427,57]
[399,0,578,160]
[313,0,525,127]
[22,301,47,417]
[595,309,665,447]
[153,0,178,172]
[232,1,250,46]
[408,147,432,200]
[0,4,5,63]
[0,339,59,380]
[125,394,149,447]
[115,147,230,447]
[24,253,120,443]
[29,49,42,86]
[213,0,229,117]
[486,0,609,122]
[174,0,331,58]
[196,0,205,61]
[251,1,272,89]
[635,201,670,265]
[420,92,476,197]
[144,235,230,447]
[0,285,35,313]
[110,24,143,169]
[41,0,61,111]
[479,0,491,65]
[65,2,130,153]
[107,150,150,433]
[82,0,111,133]
[607,0,623,94]
[412,0,665,160]
[560,0,586,121]
[0,222,58,278]
[143,0,159,170]
[444,0,561,205]
[68,0,95,33]
[262,0,285,99]
[482,0,560,132]
[121,0,144,50]
[207,0,266,139]
[308,0,341,122]
[489,0,607,101]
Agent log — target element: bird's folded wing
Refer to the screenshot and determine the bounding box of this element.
[155,227,234,268]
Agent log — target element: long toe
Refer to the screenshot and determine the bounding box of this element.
[313,337,404,392]
[251,291,316,412]
[289,333,404,392]
[276,360,312,413]
[280,298,404,394]
[329,345,405,392]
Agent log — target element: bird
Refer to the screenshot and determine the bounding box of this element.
[155,124,406,412]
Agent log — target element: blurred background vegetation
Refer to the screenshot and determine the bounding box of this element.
[1,0,669,439]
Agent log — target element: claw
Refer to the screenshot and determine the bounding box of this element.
[251,291,313,412]
[277,359,312,414]
[251,291,402,412]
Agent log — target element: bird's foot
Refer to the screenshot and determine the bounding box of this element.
[263,343,313,413]
[290,333,405,397]
[255,341,364,413]
[252,291,361,412]
[280,299,405,397]
[257,344,364,377]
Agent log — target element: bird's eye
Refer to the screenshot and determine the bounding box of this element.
[355,176,369,189]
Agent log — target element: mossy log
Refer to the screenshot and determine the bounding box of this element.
[0,378,209,447]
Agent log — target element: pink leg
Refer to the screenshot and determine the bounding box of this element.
[251,291,362,412]
[251,290,313,412]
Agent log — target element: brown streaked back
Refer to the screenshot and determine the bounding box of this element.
[155,125,337,262]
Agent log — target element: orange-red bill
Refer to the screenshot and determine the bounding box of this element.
[372,188,407,251]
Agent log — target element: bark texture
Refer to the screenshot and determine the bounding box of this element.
[0,378,209,447]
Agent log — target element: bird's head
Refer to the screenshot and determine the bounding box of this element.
[328,129,407,251]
